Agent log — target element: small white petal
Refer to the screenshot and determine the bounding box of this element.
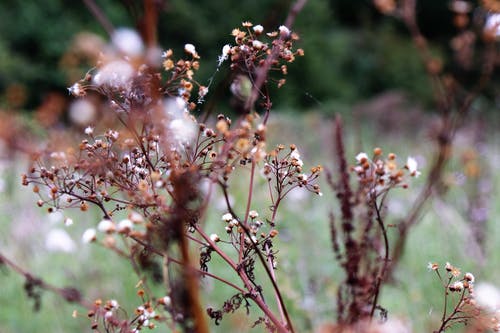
[82,228,96,243]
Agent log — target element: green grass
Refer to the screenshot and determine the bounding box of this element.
[1,111,500,332]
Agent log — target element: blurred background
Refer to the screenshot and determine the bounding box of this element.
[2,0,498,113]
[1,0,500,332]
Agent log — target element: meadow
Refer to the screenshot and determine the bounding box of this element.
[1,1,500,332]
[1,107,500,332]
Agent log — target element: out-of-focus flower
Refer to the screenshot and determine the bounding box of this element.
[93,60,134,90]
[253,24,264,34]
[485,13,500,38]
[278,25,290,37]
[356,152,369,164]
[69,99,96,125]
[184,43,199,58]
[98,219,116,233]
[406,156,421,177]
[475,283,500,310]
[218,44,232,66]
[82,228,97,243]
[222,213,233,222]
[112,28,144,57]
[45,229,76,252]
[163,98,197,146]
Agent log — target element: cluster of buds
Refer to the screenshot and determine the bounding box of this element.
[262,144,322,199]
[85,295,168,332]
[221,21,304,91]
[161,46,207,104]
[428,261,486,332]
[351,148,420,198]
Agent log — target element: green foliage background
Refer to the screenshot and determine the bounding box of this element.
[0,0,458,111]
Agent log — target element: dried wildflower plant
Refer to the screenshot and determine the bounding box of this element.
[326,117,421,325]
[428,262,500,333]
[18,1,316,332]
[1,0,498,332]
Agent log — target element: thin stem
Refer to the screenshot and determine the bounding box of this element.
[82,0,114,37]
[0,252,91,308]
[369,199,390,319]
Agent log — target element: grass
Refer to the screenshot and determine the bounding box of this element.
[1,110,499,332]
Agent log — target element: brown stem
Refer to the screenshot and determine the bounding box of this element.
[0,252,91,308]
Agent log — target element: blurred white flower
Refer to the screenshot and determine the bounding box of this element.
[69,99,96,126]
[45,229,76,253]
[93,60,134,90]
[406,156,421,177]
[67,83,85,97]
[222,213,233,222]
[82,228,96,243]
[64,217,74,226]
[355,152,369,164]
[252,40,263,49]
[485,14,500,38]
[112,28,144,57]
[475,283,500,310]
[278,25,290,37]
[97,219,116,233]
[218,44,231,66]
[84,126,94,135]
[253,24,264,34]
[184,43,197,56]
[117,219,133,233]
[163,98,197,146]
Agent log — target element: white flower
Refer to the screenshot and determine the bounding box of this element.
[210,233,220,242]
[67,83,84,97]
[252,40,263,49]
[278,25,290,37]
[112,28,144,57]
[109,299,119,309]
[485,14,500,37]
[117,219,133,233]
[249,210,259,219]
[45,229,76,253]
[355,152,369,164]
[64,217,74,226]
[198,86,209,99]
[475,283,500,311]
[253,24,264,34]
[169,117,196,145]
[184,43,197,56]
[93,60,134,90]
[406,156,421,177]
[163,98,197,146]
[97,219,116,233]
[290,149,301,159]
[465,272,475,283]
[450,281,464,292]
[222,213,233,222]
[222,44,231,56]
[82,228,96,243]
[161,296,171,306]
[217,44,232,66]
[69,99,96,125]
[84,126,94,135]
[129,211,144,224]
